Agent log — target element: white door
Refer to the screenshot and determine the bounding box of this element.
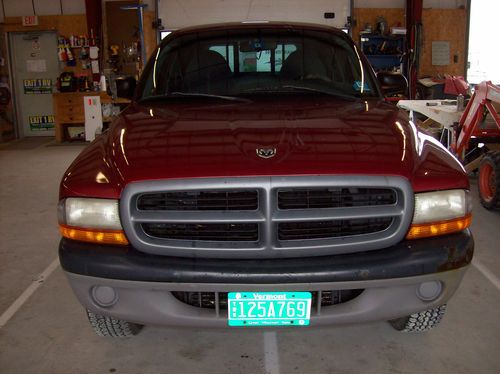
[9,31,60,137]
[157,0,351,30]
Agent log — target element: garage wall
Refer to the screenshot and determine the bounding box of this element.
[352,0,467,77]
[420,8,466,76]
[157,0,351,29]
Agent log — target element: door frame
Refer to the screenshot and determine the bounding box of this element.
[7,30,58,139]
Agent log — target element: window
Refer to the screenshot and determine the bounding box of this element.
[275,44,297,72]
[140,27,377,100]
[209,45,235,72]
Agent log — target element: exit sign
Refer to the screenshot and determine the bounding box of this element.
[22,15,39,26]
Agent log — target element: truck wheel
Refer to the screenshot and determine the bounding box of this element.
[478,151,500,210]
[86,309,143,337]
[388,305,446,332]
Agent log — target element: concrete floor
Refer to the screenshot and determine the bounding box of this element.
[0,138,499,374]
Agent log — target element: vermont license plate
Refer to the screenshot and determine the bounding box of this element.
[228,292,312,327]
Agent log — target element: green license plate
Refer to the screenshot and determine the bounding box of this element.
[228,292,312,327]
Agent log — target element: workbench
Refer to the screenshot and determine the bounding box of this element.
[397,99,464,149]
[53,92,131,142]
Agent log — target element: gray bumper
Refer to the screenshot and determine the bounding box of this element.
[64,267,468,328]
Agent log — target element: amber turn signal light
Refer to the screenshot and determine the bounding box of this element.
[59,224,129,245]
[406,214,472,240]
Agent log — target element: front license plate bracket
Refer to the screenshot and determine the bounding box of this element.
[227,292,312,327]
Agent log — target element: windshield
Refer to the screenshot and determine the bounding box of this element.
[138,27,379,101]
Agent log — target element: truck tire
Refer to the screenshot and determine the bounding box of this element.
[86,309,143,337]
[388,305,446,332]
[478,151,500,210]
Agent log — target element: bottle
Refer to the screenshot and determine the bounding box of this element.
[100,73,107,92]
[457,94,465,111]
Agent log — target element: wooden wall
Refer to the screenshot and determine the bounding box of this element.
[352,7,467,78]
[420,8,466,77]
[1,14,87,35]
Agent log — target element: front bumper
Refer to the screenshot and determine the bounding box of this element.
[59,230,473,328]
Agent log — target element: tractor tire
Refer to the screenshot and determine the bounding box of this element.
[478,151,500,210]
[86,309,143,337]
[388,305,447,332]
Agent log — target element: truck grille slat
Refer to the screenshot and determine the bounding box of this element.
[138,190,258,211]
[278,218,393,240]
[278,188,397,210]
[121,176,413,258]
[143,223,259,241]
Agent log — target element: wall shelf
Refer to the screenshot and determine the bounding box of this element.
[360,34,405,72]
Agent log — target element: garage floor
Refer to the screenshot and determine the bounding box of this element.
[1,138,499,374]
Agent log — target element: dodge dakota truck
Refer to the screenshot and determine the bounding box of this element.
[58,22,473,337]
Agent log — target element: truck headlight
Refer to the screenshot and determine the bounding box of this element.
[406,189,472,239]
[58,198,128,245]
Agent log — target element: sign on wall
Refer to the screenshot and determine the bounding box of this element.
[23,79,52,94]
[22,15,39,26]
[432,41,451,66]
[28,115,55,130]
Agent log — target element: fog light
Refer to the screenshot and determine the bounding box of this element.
[91,286,118,307]
[416,281,442,301]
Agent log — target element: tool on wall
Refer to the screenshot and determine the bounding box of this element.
[120,3,148,72]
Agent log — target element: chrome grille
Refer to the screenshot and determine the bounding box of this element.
[143,222,259,241]
[138,190,258,211]
[278,188,397,209]
[121,176,413,259]
[277,218,393,241]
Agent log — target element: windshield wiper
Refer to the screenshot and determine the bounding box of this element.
[138,92,252,104]
[243,85,358,101]
[280,85,358,101]
[169,92,252,103]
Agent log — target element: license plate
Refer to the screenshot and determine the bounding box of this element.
[228,292,312,327]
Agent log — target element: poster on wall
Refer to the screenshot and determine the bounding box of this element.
[29,115,55,131]
[26,59,47,73]
[23,79,53,94]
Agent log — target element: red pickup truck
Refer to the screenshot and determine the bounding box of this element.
[58,22,473,337]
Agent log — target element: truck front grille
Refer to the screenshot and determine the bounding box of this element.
[121,176,413,258]
[172,290,364,312]
[277,218,393,241]
[278,188,397,209]
[143,222,259,241]
[138,190,258,211]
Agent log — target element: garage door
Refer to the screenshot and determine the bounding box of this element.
[157,0,351,30]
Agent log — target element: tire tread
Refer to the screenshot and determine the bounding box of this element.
[86,309,143,337]
[479,151,500,210]
[389,305,447,332]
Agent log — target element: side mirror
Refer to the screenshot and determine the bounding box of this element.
[377,72,408,98]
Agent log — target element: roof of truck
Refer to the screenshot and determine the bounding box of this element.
[163,21,348,38]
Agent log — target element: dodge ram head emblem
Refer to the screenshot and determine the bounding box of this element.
[256,148,277,159]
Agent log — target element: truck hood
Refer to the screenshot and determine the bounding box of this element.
[61,96,468,198]
[113,97,413,179]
